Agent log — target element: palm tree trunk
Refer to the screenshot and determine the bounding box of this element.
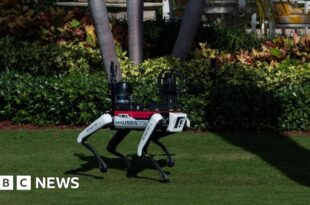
[172,0,206,60]
[127,0,144,65]
[88,0,122,81]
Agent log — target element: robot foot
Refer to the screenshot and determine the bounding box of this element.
[143,154,170,183]
[167,158,175,167]
[159,173,170,183]
[82,141,108,173]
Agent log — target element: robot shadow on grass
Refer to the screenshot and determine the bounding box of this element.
[64,153,172,181]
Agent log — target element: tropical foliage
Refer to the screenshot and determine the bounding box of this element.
[195,33,310,65]
[0,1,97,46]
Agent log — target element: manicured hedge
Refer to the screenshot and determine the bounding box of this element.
[1,58,310,131]
[0,71,110,125]
[203,62,310,131]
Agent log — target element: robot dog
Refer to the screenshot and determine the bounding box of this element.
[77,62,190,182]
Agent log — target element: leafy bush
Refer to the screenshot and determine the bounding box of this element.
[207,61,310,131]
[0,37,102,75]
[196,22,263,52]
[276,83,310,130]
[0,70,110,125]
[1,59,310,130]
[205,63,278,130]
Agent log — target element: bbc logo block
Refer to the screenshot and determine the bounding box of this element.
[16,176,31,190]
[0,175,31,191]
[0,175,79,190]
[0,176,14,190]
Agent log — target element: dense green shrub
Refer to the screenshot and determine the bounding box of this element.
[1,58,310,131]
[0,37,102,75]
[206,64,280,130]
[196,23,263,52]
[207,62,310,131]
[0,71,110,125]
[275,78,310,130]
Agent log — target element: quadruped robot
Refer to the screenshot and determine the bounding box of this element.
[77,62,190,182]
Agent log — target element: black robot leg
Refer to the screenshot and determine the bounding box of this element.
[152,131,174,167]
[152,139,174,167]
[81,141,108,173]
[142,140,170,183]
[106,130,131,169]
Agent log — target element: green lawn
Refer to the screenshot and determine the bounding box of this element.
[1,129,310,204]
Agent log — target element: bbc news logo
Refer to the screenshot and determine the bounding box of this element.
[0,176,79,191]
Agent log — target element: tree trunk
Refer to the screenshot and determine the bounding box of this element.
[172,0,206,60]
[127,0,144,65]
[88,0,122,81]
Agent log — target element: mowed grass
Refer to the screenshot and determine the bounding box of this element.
[1,129,310,205]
